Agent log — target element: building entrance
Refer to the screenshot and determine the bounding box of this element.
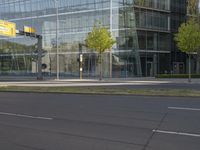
[147,61,153,77]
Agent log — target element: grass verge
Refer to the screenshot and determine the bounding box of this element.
[0,86,200,97]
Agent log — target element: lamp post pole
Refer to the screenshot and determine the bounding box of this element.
[55,0,59,80]
[110,0,113,78]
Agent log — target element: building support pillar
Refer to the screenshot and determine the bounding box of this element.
[37,36,43,80]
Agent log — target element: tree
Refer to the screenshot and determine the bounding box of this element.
[134,0,145,6]
[187,0,199,15]
[174,19,200,82]
[85,23,115,80]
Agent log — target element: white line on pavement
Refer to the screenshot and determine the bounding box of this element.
[153,130,200,138]
[0,112,53,120]
[168,107,200,111]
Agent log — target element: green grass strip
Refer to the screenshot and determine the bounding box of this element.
[0,86,200,97]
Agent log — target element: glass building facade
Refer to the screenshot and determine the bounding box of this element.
[0,0,190,78]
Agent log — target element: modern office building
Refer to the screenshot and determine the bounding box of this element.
[0,0,196,78]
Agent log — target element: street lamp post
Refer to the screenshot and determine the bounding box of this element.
[55,0,59,80]
[110,0,113,78]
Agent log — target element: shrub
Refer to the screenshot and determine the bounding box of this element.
[155,74,200,78]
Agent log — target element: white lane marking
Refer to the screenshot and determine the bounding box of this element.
[0,112,53,120]
[153,130,200,138]
[168,107,200,111]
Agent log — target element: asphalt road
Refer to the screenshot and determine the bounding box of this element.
[0,93,200,150]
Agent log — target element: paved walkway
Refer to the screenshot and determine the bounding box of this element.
[0,77,200,87]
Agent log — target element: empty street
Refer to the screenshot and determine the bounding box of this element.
[0,92,200,150]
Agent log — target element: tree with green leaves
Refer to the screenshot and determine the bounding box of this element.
[85,23,115,80]
[187,0,199,14]
[134,0,145,6]
[174,19,200,82]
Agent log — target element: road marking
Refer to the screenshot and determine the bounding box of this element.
[168,107,200,111]
[153,130,200,138]
[0,112,53,120]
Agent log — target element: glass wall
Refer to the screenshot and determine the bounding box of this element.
[134,0,170,11]
[0,0,187,77]
[135,9,170,31]
[0,0,142,78]
[134,0,171,76]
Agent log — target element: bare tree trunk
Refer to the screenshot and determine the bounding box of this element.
[196,50,200,74]
[99,52,103,81]
[188,54,191,82]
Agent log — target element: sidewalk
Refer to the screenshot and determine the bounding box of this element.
[0,76,200,87]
